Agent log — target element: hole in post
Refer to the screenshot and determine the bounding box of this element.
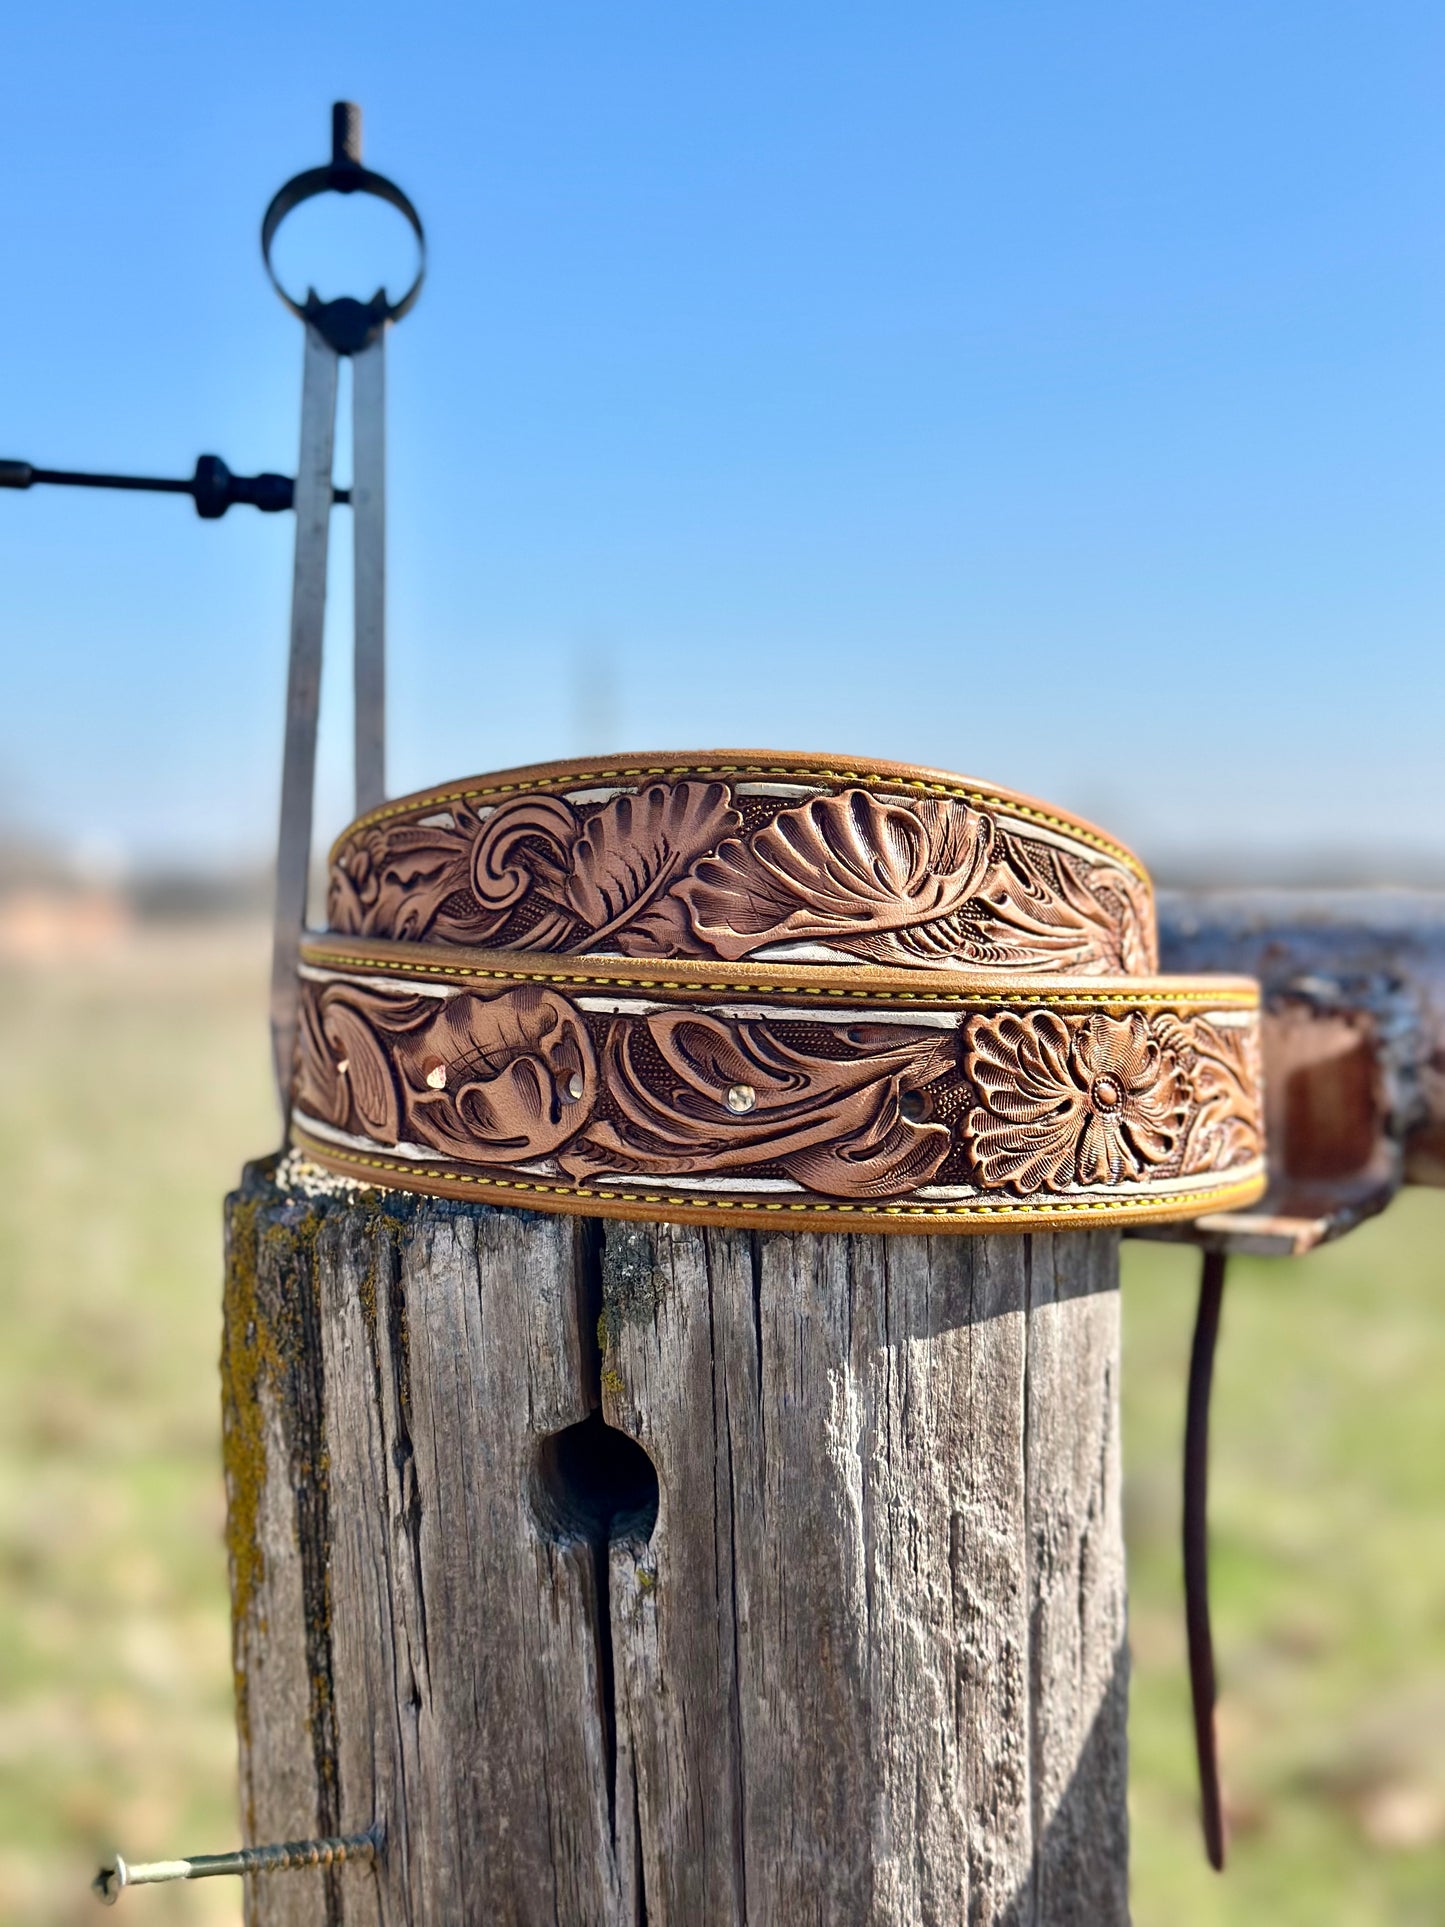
[531,1410,659,1548]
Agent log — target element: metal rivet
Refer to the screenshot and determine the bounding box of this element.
[425,1062,447,1090]
[726,1083,757,1114]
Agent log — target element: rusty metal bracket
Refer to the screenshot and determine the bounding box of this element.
[1135,889,1445,1865]
[1136,889,1445,1256]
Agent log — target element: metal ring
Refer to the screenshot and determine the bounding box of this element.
[261,155,425,328]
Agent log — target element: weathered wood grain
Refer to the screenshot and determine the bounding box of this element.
[223,1161,1128,1925]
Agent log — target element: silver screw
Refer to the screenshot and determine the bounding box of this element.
[93,1827,381,1905]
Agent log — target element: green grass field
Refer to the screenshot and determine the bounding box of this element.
[1,927,1441,1923]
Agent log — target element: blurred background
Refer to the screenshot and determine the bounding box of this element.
[2,4,1443,1921]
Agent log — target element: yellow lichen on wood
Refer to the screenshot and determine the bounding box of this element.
[219,1185,276,1741]
[219,1165,332,1748]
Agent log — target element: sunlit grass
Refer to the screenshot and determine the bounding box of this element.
[1,928,1441,1921]
[0,929,273,1925]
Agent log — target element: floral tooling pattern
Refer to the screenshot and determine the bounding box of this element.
[296,979,954,1198]
[297,980,597,1164]
[961,1009,1263,1194]
[964,1011,1187,1191]
[559,1012,955,1197]
[294,976,1261,1205]
[329,778,1156,975]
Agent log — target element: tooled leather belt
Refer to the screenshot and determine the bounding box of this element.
[291,750,1262,1859]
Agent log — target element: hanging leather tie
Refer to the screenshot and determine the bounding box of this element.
[1184,1247,1229,1869]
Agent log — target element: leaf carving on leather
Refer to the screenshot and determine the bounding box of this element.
[1154,1014,1262,1174]
[561,1012,953,1198]
[556,781,743,953]
[329,811,514,943]
[295,979,597,1160]
[673,789,995,961]
[468,796,581,951]
[1087,861,1158,973]
[295,983,437,1143]
[947,842,1148,975]
[399,986,598,1162]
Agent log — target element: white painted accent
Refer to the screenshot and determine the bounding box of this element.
[732,781,829,799]
[298,963,455,998]
[748,942,865,964]
[704,1002,961,1030]
[575,994,673,1017]
[989,813,1137,868]
[564,785,636,803]
[590,1172,805,1194]
[572,993,961,1029]
[293,1111,462,1162]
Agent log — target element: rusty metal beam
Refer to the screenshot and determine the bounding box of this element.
[1140,890,1445,1255]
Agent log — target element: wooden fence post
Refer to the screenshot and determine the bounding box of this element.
[223,1156,1127,1925]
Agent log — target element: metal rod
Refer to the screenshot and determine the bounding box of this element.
[93,1827,380,1904]
[3,463,192,495]
[269,324,339,1115]
[351,332,388,814]
[0,456,350,514]
[1184,1247,1228,1870]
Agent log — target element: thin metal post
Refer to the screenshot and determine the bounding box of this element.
[351,333,387,815]
[268,323,339,1115]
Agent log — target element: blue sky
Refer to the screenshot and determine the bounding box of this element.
[3,3,1442,875]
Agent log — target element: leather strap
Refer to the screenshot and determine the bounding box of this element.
[1186,1249,1229,1870]
[295,750,1267,1854]
[291,939,1265,1233]
[326,751,1158,977]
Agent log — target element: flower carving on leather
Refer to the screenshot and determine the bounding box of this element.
[673,788,995,962]
[964,1010,1187,1192]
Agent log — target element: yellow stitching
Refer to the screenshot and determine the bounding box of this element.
[331,761,1145,877]
[299,948,1256,1010]
[290,1129,1260,1221]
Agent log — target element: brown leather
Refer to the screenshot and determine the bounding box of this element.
[297,752,1261,1865]
[291,938,1266,1233]
[296,753,1263,1232]
[327,751,1157,976]
[1186,1250,1229,1870]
